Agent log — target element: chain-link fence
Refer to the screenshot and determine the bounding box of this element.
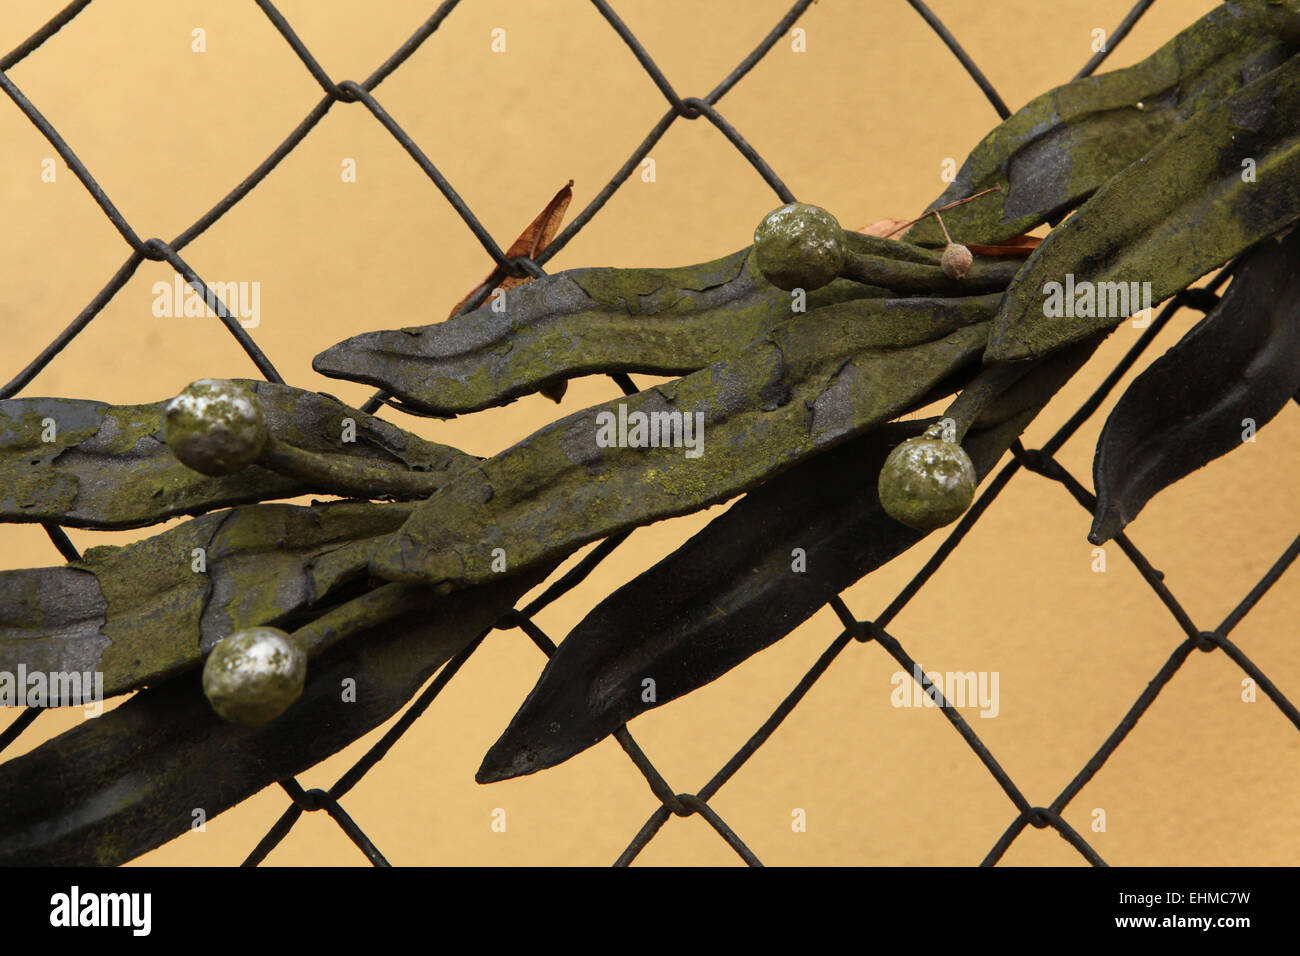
[0,0,1296,867]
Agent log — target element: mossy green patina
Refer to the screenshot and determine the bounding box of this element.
[311,231,977,417]
[2,0,1297,865]
[0,500,411,699]
[0,382,477,528]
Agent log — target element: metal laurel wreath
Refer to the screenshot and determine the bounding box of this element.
[0,0,1298,867]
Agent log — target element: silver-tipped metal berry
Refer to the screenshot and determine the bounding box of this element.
[202,626,308,727]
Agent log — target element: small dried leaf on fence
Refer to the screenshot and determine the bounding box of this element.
[1090,228,1300,544]
[368,294,998,587]
[858,217,913,239]
[449,180,574,403]
[965,235,1042,257]
[0,383,476,529]
[448,180,574,319]
[988,53,1300,363]
[906,2,1300,247]
[478,340,1100,782]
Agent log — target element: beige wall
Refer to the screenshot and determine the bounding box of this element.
[1,0,1296,866]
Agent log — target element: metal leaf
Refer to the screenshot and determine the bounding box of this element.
[0,500,410,699]
[369,294,999,586]
[1089,228,1300,543]
[907,0,1300,247]
[986,52,1300,363]
[0,381,476,529]
[311,233,1018,416]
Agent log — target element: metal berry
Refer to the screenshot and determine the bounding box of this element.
[752,202,848,292]
[877,424,977,530]
[202,627,308,727]
[163,379,269,477]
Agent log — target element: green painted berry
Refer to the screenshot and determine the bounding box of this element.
[163,378,268,477]
[878,425,976,530]
[940,242,973,280]
[752,202,848,292]
[202,627,307,727]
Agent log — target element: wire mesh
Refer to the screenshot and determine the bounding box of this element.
[0,0,1296,868]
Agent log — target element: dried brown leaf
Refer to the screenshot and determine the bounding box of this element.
[448,180,574,318]
[966,235,1042,257]
[448,180,574,402]
[858,217,913,240]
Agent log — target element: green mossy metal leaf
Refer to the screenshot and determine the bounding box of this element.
[0,381,476,529]
[907,0,1300,248]
[370,294,999,587]
[0,500,411,699]
[311,234,1017,416]
[987,52,1300,363]
[0,564,552,866]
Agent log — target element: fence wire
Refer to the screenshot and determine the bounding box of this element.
[1,0,1296,868]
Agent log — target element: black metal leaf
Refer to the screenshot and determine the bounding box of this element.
[476,337,1099,782]
[987,51,1300,363]
[1089,227,1300,544]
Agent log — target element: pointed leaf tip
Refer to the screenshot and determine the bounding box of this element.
[1090,228,1300,542]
